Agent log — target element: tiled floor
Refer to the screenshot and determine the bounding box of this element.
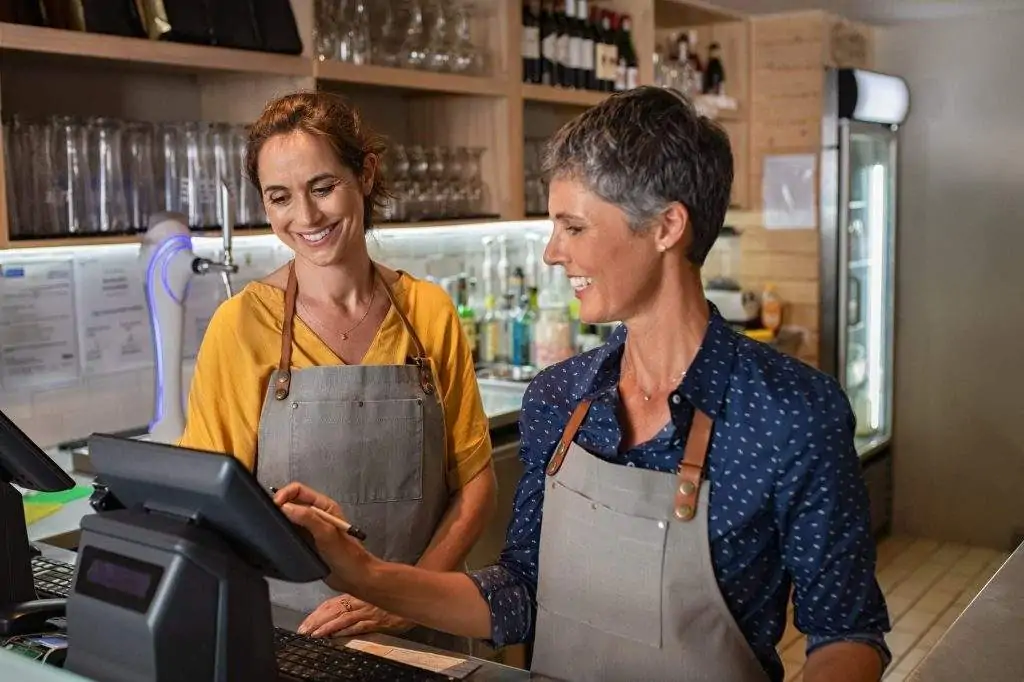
[778,536,1012,681]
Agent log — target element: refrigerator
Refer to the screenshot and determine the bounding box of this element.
[818,68,910,536]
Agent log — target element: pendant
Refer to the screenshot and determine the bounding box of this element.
[643,395,650,402]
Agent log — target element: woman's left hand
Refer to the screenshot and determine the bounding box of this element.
[298,594,415,638]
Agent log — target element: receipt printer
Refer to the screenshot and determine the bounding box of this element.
[64,435,328,682]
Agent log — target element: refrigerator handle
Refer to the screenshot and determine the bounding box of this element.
[848,275,862,328]
[837,121,851,385]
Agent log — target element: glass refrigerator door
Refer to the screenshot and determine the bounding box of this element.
[839,121,897,451]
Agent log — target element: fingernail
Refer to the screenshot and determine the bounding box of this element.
[297,626,308,635]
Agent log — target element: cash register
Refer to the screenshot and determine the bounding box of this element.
[0,409,75,637]
[0,410,462,681]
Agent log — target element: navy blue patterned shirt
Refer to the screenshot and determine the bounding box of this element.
[468,309,891,681]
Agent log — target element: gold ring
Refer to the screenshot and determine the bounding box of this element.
[341,598,351,612]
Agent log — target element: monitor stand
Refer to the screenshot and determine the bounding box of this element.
[0,479,66,635]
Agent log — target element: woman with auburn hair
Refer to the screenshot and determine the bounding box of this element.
[178,91,496,651]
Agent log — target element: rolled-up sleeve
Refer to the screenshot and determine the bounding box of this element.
[467,376,563,646]
[774,381,892,668]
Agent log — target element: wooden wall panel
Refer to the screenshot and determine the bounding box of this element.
[745,12,831,367]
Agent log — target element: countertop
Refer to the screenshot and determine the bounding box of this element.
[907,542,1024,681]
[20,546,530,682]
[477,379,528,430]
[21,463,532,681]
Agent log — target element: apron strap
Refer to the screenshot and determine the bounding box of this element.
[674,409,713,521]
[546,399,594,476]
[273,261,437,399]
[377,268,436,396]
[544,396,714,523]
[273,261,299,401]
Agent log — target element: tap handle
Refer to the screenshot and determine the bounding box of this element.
[219,174,235,258]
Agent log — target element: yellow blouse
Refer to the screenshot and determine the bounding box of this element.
[178,271,492,491]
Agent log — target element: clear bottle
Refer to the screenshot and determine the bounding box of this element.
[456,275,478,362]
[513,286,538,369]
[479,293,501,365]
[533,269,575,369]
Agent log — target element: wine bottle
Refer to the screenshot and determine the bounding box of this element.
[555,0,571,87]
[522,1,541,84]
[619,14,639,91]
[540,0,557,86]
[577,0,595,90]
[704,41,726,95]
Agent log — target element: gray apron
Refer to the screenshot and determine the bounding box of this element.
[531,399,770,682]
[256,261,468,652]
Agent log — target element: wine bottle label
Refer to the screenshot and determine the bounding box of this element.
[615,60,627,90]
[522,26,540,59]
[582,38,594,72]
[542,33,556,61]
[604,45,619,82]
[627,66,639,90]
[569,36,582,69]
[557,34,570,67]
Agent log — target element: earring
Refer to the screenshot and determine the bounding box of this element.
[657,245,667,253]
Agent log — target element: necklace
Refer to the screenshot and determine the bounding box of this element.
[298,281,378,341]
[622,352,687,402]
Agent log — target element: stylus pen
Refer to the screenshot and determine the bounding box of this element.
[269,486,368,541]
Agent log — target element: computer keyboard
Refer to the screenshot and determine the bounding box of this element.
[34,558,460,682]
[31,556,75,599]
[274,629,457,682]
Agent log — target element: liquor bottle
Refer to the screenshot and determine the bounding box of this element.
[456,275,478,362]
[618,14,639,91]
[597,10,617,92]
[479,294,501,364]
[540,0,557,86]
[522,1,541,84]
[533,269,575,369]
[554,0,571,87]
[704,41,726,95]
[576,0,594,90]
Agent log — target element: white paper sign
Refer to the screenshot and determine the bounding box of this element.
[0,259,80,389]
[74,254,153,376]
[762,154,817,229]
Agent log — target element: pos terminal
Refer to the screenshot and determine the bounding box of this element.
[0,409,76,636]
[64,434,330,682]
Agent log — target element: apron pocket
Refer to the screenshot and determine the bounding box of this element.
[536,479,668,649]
[289,398,425,504]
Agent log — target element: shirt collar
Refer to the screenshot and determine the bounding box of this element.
[578,303,739,418]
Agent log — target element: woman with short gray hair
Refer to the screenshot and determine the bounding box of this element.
[274,86,891,682]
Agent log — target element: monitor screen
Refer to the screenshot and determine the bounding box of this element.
[86,434,328,584]
[0,410,75,492]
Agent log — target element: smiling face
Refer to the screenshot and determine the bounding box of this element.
[257,130,375,269]
[543,177,667,324]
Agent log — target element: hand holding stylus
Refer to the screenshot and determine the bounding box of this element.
[272,482,375,594]
[270,485,367,541]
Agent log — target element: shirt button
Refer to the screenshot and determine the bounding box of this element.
[671,394,682,405]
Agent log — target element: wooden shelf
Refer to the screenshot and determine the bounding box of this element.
[0,22,311,76]
[314,59,508,97]
[1,219,518,250]
[655,0,745,26]
[521,84,609,107]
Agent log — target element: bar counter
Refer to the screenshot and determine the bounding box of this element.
[908,541,1024,681]
[13,380,533,681]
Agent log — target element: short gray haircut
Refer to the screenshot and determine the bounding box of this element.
[542,86,734,265]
